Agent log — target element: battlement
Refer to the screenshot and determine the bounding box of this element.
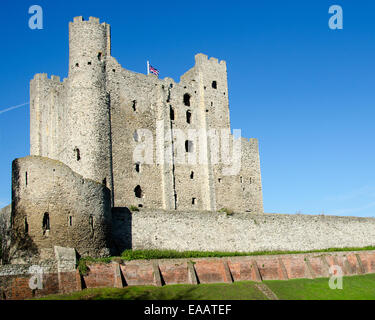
[33,73,47,80]
[72,16,106,25]
[240,137,259,145]
[195,53,226,67]
[69,16,111,63]
[32,73,62,83]
[161,76,176,85]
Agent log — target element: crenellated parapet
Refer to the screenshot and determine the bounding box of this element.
[194,53,227,68]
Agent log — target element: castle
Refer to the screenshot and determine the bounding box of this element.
[2,16,375,268]
[4,16,263,262]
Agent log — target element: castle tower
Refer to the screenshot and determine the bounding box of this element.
[64,17,113,194]
[185,54,231,211]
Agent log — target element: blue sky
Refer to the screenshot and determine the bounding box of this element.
[0,0,374,217]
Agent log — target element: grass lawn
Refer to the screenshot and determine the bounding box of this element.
[264,273,375,300]
[81,246,375,263]
[37,281,268,300]
[37,274,375,300]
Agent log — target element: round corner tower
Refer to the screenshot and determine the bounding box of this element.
[65,16,113,195]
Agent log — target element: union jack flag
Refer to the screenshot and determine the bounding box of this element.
[149,64,159,76]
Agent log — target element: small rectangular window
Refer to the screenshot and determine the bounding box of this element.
[170,106,175,121]
[186,110,191,124]
[185,140,193,153]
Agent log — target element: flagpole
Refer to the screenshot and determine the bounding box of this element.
[147,60,149,75]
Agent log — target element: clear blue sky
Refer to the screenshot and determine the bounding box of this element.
[0,0,374,217]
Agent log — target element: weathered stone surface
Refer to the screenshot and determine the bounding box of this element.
[0,205,11,264]
[114,210,375,252]
[10,156,112,263]
[54,246,76,273]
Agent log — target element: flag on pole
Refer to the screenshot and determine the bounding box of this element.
[147,61,160,76]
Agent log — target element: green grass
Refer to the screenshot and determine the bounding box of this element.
[80,246,375,264]
[37,281,268,300]
[264,274,375,300]
[76,246,375,277]
[120,246,375,260]
[37,274,375,300]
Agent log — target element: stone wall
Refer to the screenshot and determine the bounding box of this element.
[29,74,66,158]
[107,52,263,213]
[112,209,375,253]
[10,156,112,263]
[0,205,11,263]
[0,247,79,300]
[0,262,59,300]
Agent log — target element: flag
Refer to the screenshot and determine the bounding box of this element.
[148,62,160,76]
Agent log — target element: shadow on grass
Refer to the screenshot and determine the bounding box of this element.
[129,286,203,300]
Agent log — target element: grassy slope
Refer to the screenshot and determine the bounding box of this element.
[80,246,375,264]
[38,274,375,300]
[37,282,268,300]
[264,274,375,300]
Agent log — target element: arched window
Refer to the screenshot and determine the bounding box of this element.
[212,81,217,89]
[132,100,137,111]
[183,93,191,106]
[134,185,142,198]
[190,171,194,179]
[135,162,140,173]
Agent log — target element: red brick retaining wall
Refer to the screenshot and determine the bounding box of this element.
[2,250,375,300]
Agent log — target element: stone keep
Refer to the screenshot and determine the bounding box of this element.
[29,16,263,213]
[10,16,264,260]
